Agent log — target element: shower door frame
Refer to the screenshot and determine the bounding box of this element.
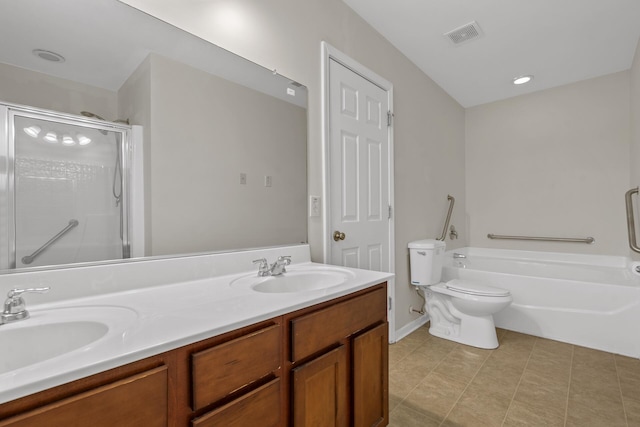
[0,102,133,270]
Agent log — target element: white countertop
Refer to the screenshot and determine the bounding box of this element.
[0,257,392,404]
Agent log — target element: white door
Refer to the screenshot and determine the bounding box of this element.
[328,58,391,272]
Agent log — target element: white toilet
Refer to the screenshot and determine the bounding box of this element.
[408,239,512,349]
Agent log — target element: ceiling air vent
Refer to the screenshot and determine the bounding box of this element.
[444,21,483,46]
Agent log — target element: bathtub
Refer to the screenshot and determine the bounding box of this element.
[441,248,640,358]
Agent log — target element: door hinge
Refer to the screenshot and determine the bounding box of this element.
[388,296,393,311]
[387,111,393,127]
[388,205,392,219]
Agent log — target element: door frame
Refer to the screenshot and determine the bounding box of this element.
[320,42,396,341]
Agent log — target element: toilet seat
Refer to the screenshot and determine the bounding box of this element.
[445,279,510,297]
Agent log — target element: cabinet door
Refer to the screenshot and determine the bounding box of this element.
[353,323,388,427]
[0,366,167,427]
[292,345,348,427]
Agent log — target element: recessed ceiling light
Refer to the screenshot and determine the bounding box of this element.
[23,126,41,138]
[77,135,92,146]
[513,75,533,85]
[62,135,76,146]
[32,49,65,63]
[44,132,58,143]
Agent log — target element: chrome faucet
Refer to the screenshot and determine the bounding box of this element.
[253,256,292,277]
[269,256,291,276]
[1,287,50,325]
[453,253,466,259]
[253,258,271,277]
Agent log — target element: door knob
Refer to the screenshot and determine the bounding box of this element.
[333,231,346,242]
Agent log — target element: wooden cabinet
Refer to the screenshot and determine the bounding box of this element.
[287,284,388,427]
[292,346,348,426]
[0,282,388,427]
[191,378,282,427]
[191,323,281,411]
[0,366,168,427]
[353,322,389,427]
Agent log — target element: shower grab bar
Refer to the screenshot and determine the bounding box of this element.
[22,219,79,265]
[436,195,455,241]
[624,187,640,253]
[487,234,595,244]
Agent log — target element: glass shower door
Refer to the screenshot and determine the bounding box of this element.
[8,110,129,269]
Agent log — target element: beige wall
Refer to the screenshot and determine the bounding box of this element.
[148,54,307,255]
[466,72,631,255]
[121,0,467,332]
[0,62,117,118]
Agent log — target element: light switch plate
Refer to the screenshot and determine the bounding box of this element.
[309,196,321,217]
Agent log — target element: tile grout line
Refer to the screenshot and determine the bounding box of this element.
[499,335,536,427]
[391,332,453,416]
[438,343,495,426]
[613,355,630,427]
[563,344,575,427]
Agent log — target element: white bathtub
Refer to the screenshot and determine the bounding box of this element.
[441,247,640,357]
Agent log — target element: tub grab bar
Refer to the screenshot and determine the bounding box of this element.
[625,187,640,253]
[487,234,594,244]
[22,219,79,265]
[436,195,455,241]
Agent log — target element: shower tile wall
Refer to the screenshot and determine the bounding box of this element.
[12,115,123,268]
[15,158,121,267]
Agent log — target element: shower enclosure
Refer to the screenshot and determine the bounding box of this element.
[0,103,138,270]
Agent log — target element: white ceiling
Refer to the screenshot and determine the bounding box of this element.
[0,0,306,109]
[342,0,640,108]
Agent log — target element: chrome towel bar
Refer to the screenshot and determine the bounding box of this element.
[487,234,595,244]
[436,195,455,241]
[22,219,79,265]
[625,187,640,253]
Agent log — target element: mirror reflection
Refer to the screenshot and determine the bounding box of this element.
[0,0,308,271]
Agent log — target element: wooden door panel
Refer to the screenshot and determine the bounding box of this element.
[292,346,348,427]
[353,323,389,427]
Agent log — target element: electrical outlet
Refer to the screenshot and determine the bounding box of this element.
[264,175,272,187]
[240,173,247,185]
[309,196,321,217]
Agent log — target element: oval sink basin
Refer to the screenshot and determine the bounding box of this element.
[0,306,137,375]
[231,266,356,293]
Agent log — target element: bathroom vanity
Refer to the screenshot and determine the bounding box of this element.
[0,245,392,427]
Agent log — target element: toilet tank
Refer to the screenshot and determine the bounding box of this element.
[408,239,446,286]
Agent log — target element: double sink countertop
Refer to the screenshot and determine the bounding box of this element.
[0,248,393,404]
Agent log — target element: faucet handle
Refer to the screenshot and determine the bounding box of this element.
[2,287,49,323]
[277,256,292,265]
[253,258,270,276]
[7,287,50,299]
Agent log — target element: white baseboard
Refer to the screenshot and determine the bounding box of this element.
[393,314,429,342]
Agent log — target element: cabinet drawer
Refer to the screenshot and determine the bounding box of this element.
[192,323,281,410]
[291,286,386,361]
[191,378,281,427]
[0,366,168,427]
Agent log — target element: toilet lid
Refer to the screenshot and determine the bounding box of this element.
[446,279,510,297]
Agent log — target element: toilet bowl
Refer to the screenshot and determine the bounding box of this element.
[409,239,512,349]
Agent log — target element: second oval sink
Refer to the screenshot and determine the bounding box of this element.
[231,266,356,293]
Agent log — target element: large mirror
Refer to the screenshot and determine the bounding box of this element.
[0,0,308,271]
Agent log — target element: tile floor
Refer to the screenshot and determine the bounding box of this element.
[389,324,640,426]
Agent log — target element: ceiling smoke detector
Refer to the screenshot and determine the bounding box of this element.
[443,21,483,46]
[32,49,65,63]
